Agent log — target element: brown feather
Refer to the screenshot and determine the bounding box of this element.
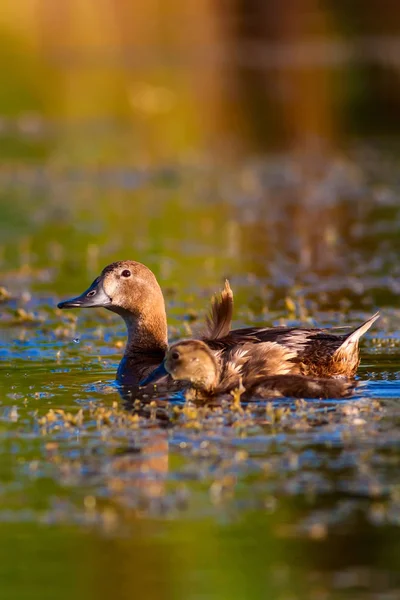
[203,280,233,340]
[206,312,380,378]
[58,261,380,384]
[239,342,299,378]
[332,312,380,369]
[162,340,357,400]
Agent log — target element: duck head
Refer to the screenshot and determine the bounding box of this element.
[58,261,168,351]
[142,340,219,391]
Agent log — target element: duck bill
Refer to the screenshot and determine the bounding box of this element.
[140,362,168,386]
[57,277,112,309]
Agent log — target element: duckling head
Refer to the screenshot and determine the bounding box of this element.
[57,260,168,348]
[165,340,219,392]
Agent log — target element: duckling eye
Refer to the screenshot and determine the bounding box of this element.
[171,351,180,361]
[121,270,131,278]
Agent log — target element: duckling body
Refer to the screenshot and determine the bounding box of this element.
[157,340,355,400]
[57,260,379,385]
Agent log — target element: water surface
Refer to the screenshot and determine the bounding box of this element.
[1,144,400,600]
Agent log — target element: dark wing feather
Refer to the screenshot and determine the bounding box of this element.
[207,325,362,358]
[206,326,321,352]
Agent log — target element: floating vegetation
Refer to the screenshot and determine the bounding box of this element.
[1,147,400,599]
[0,286,11,302]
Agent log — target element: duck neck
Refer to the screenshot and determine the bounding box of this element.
[128,312,168,355]
[114,305,168,356]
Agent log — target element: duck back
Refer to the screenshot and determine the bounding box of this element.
[205,312,379,378]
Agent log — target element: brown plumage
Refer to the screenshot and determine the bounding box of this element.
[204,313,380,378]
[204,280,233,340]
[162,340,356,400]
[57,260,379,385]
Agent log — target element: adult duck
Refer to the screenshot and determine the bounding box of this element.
[57,260,379,385]
[143,339,356,400]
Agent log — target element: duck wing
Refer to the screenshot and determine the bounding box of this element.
[297,312,380,374]
[207,312,379,357]
[205,312,379,378]
[205,325,315,352]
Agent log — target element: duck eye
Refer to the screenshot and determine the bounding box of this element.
[171,351,180,360]
[121,270,131,278]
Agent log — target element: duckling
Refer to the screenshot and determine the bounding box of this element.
[57,260,379,385]
[142,334,299,388]
[152,340,355,400]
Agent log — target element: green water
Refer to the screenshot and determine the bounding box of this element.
[1,137,400,600]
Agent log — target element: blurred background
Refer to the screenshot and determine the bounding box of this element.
[2,0,400,159]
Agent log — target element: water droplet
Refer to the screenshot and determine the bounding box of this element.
[73,338,80,344]
[9,407,18,422]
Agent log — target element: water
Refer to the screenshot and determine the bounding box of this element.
[1,143,400,600]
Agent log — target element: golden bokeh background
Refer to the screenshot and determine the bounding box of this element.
[2,0,400,162]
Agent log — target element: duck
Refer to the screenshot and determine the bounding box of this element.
[57,260,379,385]
[143,339,356,400]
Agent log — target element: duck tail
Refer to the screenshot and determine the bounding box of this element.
[334,311,380,358]
[203,280,234,340]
